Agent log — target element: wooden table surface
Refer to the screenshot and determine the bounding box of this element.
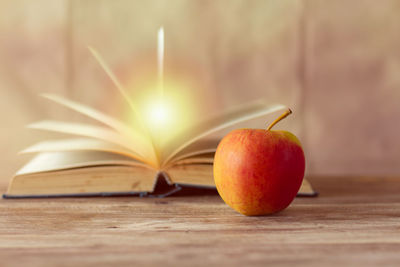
[1,176,400,267]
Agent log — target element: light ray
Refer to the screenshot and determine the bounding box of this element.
[88,47,142,122]
[88,46,159,166]
[157,27,164,99]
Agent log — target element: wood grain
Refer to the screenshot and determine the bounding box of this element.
[1,176,400,267]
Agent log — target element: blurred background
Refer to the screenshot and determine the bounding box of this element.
[1,0,400,188]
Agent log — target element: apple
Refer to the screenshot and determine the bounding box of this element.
[213,109,305,216]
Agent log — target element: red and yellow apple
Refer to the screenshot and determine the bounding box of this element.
[213,109,305,216]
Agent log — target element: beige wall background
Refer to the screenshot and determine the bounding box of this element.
[1,0,400,185]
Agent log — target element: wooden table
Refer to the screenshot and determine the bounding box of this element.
[1,176,400,267]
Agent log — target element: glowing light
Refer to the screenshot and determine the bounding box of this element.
[147,100,170,127]
[121,26,202,146]
[157,27,164,98]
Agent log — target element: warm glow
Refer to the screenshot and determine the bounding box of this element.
[146,100,171,127]
[123,77,199,148]
[88,27,203,167]
[108,27,204,154]
[157,27,164,98]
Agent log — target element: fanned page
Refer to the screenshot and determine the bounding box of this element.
[172,156,214,165]
[166,139,218,167]
[42,94,149,150]
[21,138,142,160]
[88,47,159,166]
[162,102,285,166]
[38,94,155,164]
[16,151,151,176]
[28,120,154,165]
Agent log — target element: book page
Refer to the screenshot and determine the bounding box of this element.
[88,47,159,167]
[21,138,148,163]
[165,139,217,167]
[168,150,216,166]
[17,151,152,176]
[161,102,285,165]
[165,164,215,187]
[28,120,155,164]
[9,166,157,196]
[171,156,214,166]
[42,94,147,147]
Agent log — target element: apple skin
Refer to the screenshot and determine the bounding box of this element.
[213,129,305,216]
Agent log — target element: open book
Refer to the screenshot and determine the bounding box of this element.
[4,49,316,198]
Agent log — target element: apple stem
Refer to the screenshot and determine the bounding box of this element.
[266,108,292,131]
